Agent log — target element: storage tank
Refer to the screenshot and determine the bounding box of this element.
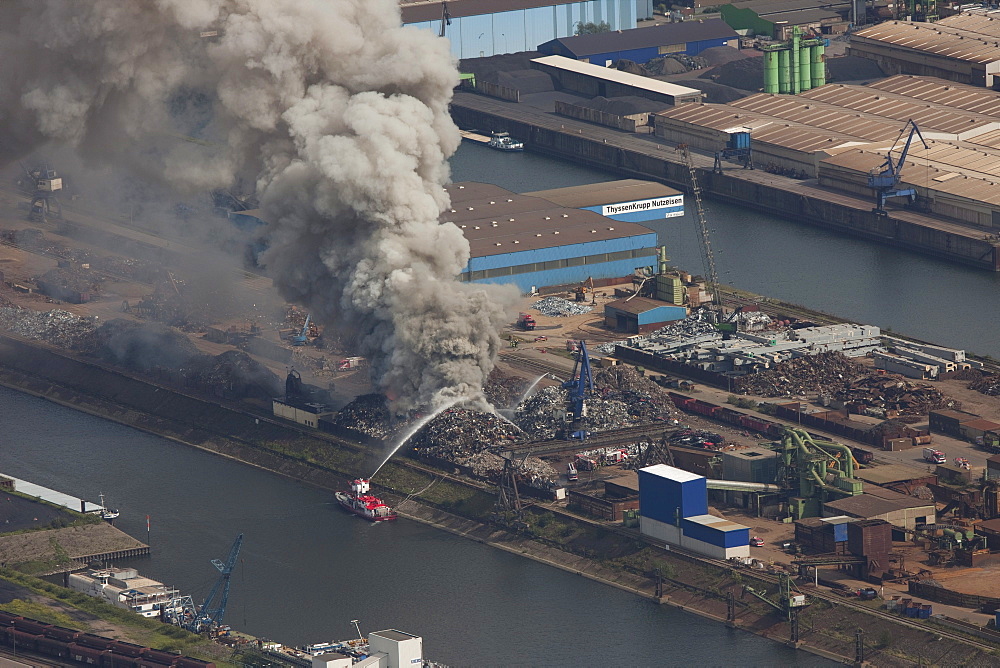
[810,43,826,88]
[790,33,800,94]
[799,46,812,91]
[778,49,791,94]
[763,50,779,94]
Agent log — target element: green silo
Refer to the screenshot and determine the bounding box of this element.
[778,49,791,94]
[764,50,779,94]
[791,33,801,94]
[799,46,812,91]
[811,43,826,88]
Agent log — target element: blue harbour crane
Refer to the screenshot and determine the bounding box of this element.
[164,533,243,634]
[868,119,928,216]
[562,340,593,427]
[292,314,311,346]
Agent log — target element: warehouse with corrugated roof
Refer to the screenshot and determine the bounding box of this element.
[720,0,849,39]
[652,74,1000,226]
[446,182,658,293]
[524,179,684,221]
[848,12,1000,87]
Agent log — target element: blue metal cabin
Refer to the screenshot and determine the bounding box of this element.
[537,19,739,66]
[638,464,708,525]
[447,182,657,293]
[400,0,642,60]
[604,296,686,333]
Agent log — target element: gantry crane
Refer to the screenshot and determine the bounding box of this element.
[868,119,927,216]
[742,572,810,642]
[164,534,243,633]
[676,144,722,312]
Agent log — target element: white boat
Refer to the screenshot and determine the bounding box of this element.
[98,492,119,520]
[488,131,524,152]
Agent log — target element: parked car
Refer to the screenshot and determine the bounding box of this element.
[749,536,765,547]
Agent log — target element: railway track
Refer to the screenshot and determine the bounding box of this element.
[504,423,670,457]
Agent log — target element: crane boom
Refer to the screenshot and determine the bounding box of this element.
[196,533,243,630]
[867,119,928,214]
[676,144,721,309]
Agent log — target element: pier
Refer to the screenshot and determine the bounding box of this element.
[1,473,106,514]
[450,91,1000,271]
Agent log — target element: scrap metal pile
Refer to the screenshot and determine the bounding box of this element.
[0,307,97,348]
[966,371,1000,397]
[187,350,281,400]
[327,393,394,438]
[732,352,867,396]
[532,296,592,317]
[593,313,726,355]
[409,409,557,488]
[0,228,161,283]
[515,366,675,438]
[484,368,530,408]
[834,375,959,417]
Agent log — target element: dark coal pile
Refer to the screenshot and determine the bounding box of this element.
[665,79,749,103]
[733,352,867,397]
[643,56,687,75]
[835,376,959,417]
[484,368,530,408]
[328,393,395,439]
[0,307,97,348]
[700,57,763,92]
[700,46,751,67]
[496,69,555,94]
[825,56,885,82]
[87,319,200,372]
[459,52,543,85]
[968,373,1000,396]
[187,350,281,400]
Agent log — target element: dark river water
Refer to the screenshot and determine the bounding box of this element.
[452,141,1000,358]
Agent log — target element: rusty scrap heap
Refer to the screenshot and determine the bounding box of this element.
[484,368,530,408]
[0,307,97,348]
[967,372,1000,397]
[834,375,959,417]
[327,393,394,439]
[733,352,867,396]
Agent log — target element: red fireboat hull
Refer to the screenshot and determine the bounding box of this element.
[335,492,397,522]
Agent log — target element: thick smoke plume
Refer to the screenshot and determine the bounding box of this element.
[0,0,518,411]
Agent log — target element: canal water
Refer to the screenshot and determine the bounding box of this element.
[0,386,831,666]
[452,142,1000,359]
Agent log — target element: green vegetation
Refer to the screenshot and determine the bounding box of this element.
[574,21,611,35]
[0,569,222,659]
[726,395,758,410]
[0,600,82,628]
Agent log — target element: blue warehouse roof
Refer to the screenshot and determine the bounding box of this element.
[539,19,737,58]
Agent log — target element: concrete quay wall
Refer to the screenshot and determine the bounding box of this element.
[450,97,1000,271]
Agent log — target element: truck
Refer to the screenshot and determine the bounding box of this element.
[517,312,536,331]
[923,447,946,464]
[566,462,578,482]
[337,356,366,371]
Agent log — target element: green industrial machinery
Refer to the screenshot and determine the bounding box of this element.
[762,27,826,95]
[780,427,864,519]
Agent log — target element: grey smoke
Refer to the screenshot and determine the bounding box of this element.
[0,0,518,411]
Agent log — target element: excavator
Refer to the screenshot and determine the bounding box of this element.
[573,276,594,302]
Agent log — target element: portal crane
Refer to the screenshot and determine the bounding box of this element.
[561,340,593,423]
[868,119,928,215]
[20,162,63,222]
[292,314,311,346]
[676,145,722,312]
[164,534,243,634]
